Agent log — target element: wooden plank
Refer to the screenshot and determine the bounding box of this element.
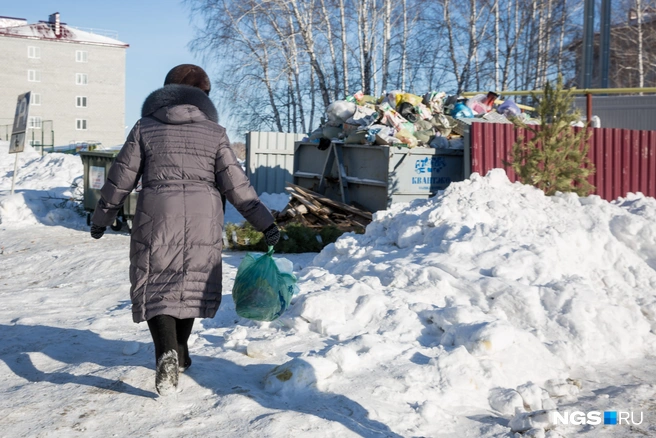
[289,192,323,214]
[287,183,373,220]
[288,184,335,214]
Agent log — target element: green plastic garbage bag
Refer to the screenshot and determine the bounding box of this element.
[232,247,298,321]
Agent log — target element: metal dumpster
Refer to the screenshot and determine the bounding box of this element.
[79,151,138,231]
[293,141,464,212]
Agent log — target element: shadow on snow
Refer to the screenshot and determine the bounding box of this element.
[0,323,401,437]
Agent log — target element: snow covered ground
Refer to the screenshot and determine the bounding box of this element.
[1,140,655,437]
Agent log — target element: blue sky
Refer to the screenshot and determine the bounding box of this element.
[3,0,203,140]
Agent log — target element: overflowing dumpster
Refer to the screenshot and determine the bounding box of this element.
[293,141,464,213]
[79,150,138,231]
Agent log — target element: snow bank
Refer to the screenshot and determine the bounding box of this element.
[269,169,656,432]
[0,142,82,191]
[0,141,85,227]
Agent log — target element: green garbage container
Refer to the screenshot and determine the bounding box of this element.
[79,151,139,232]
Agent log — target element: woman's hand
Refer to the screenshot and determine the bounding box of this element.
[90,223,106,239]
[263,223,280,246]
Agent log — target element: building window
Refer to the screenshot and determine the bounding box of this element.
[76,119,87,130]
[29,117,42,129]
[76,96,88,108]
[75,73,88,85]
[76,50,88,62]
[29,139,42,146]
[28,46,41,59]
[28,70,41,82]
[32,94,41,106]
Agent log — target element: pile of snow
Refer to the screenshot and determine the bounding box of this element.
[261,169,656,435]
[0,141,85,227]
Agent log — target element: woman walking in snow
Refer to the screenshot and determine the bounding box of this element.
[89,64,280,395]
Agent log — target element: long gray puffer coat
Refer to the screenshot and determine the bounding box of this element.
[92,84,274,323]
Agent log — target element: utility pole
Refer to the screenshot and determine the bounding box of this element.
[580,0,595,88]
[599,0,611,88]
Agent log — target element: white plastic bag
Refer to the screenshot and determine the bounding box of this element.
[326,100,357,126]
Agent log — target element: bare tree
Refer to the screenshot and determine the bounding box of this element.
[636,0,645,87]
[494,0,499,90]
[609,0,656,88]
[287,0,332,108]
[338,0,350,95]
[185,0,589,136]
[319,0,342,99]
[400,0,408,89]
[381,0,392,92]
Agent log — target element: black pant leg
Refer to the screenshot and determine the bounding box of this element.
[147,315,178,363]
[176,318,194,367]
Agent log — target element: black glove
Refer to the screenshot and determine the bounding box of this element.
[90,223,106,239]
[263,223,280,247]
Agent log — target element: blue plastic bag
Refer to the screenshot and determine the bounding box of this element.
[232,246,298,321]
[498,99,521,117]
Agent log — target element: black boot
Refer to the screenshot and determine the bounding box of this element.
[155,349,179,395]
[148,315,180,395]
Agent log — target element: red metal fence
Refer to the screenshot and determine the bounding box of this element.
[470,123,656,201]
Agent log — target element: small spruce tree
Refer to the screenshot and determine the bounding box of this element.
[509,75,595,196]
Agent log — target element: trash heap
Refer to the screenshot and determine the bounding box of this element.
[307,90,537,149]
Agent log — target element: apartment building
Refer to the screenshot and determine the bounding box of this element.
[0,12,128,148]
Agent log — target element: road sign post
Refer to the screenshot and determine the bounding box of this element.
[9,92,31,196]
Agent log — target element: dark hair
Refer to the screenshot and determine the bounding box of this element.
[164,64,211,95]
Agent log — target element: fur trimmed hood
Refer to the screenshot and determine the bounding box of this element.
[141,84,218,123]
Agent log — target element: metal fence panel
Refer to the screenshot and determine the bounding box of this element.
[245,131,305,195]
[574,95,656,131]
[470,122,656,201]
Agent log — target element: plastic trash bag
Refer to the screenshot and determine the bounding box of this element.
[366,124,397,145]
[395,128,418,148]
[451,102,475,119]
[344,105,379,127]
[423,91,447,114]
[381,90,403,107]
[430,114,454,137]
[232,247,298,322]
[497,99,521,117]
[379,102,412,132]
[429,135,449,149]
[397,93,423,107]
[326,100,357,126]
[416,103,434,120]
[398,102,419,123]
[466,94,492,115]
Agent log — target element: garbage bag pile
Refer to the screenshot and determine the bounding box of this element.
[307,90,537,149]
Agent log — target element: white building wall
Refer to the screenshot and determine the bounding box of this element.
[0,35,126,147]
